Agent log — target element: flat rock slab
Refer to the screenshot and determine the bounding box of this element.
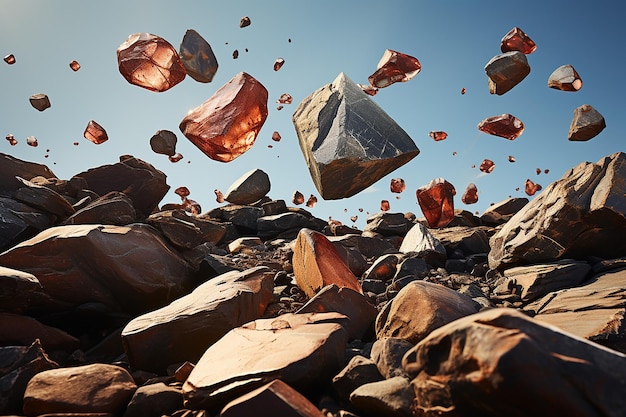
[122,266,274,373]
[0,152,56,194]
[182,312,349,410]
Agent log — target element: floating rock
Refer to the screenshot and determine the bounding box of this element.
[461,183,478,204]
[477,113,524,140]
[69,60,80,71]
[224,168,271,205]
[179,72,268,162]
[179,29,218,83]
[239,16,251,28]
[402,308,626,417]
[479,197,528,226]
[63,191,136,226]
[4,54,15,64]
[500,27,536,54]
[525,178,542,196]
[273,58,285,72]
[182,312,349,410]
[481,159,495,174]
[117,33,186,92]
[415,178,456,228]
[548,64,583,91]
[368,49,421,88]
[150,130,178,156]
[292,72,419,199]
[484,51,530,95]
[84,120,108,144]
[489,152,626,270]
[0,152,56,194]
[23,363,137,416]
[428,131,447,141]
[375,281,480,344]
[121,267,273,373]
[349,376,414,417]
[29,93,50,111]
[292,228,363,298]
[568,104,606,141]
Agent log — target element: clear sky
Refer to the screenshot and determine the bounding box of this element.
[1,1,625,228]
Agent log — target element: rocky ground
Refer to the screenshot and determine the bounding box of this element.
[1,150,626,417]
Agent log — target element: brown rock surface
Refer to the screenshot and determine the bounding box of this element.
[0,153,57,194]
[224,168,271,205]
[484,51,530,95]
[0,313,79,352]
[63,191,136,225]
[147,209,227,248]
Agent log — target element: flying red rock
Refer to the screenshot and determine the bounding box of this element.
[525,179,542,196]
[69,60,81,71]
[240,16,251,28]
[380,200,390,212]
[479,159,495,173]
[271,131,281,142]
[390,178,406,193]
[508,155,516,163]
[306,194,318,208]
[84,120,108,144]
[175,186,191,198]
[358,84,378,96]
[5,134,17,146]
[277,93,293,104]
[26,136,38,147]
[462,183,478,204]
[416,178,456,228]
[478,114,524,140]
[292,190,305,205]
[4,54,15,64]
[214,189,224,203]
[500,27,536,54]
[273,58,285,71]
[368,49,421,88]
[429,131,448,142]
[350,215,358,223]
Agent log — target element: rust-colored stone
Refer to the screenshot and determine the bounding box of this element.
[479,159,495,173]
[179,72,268,162]
[390,178,406,193]
[83,120,108,144]
[415,178,456,228]
[273,58,285,71]
[306,194,317,208]
[380,200,390,211]
[69,60,80,71]
[500,27,536,54]
[240,16,251,28]
[478,113,524,140]
[525,178,542,196]
[368,49,421,88]
[428,131,447,141]
[292,190,304,205]
[277,93,293,104]
[462,183,478,204]
[548,64,582,91]
[4,54,15,64]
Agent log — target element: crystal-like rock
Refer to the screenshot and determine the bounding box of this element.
[525,179,542,196]
[548,64,582,92]
[358,84,378,96]
[390,178,406,193]
[484,51,530,95]
[4,54,15,64]
[29,93,51,112]
[240,16,251,28]
[69,60,81,71]
[479,159,495,173]
[179,29,218,83]
[500,27,536,54]
[508,155,516,163]
[271,131,281,142]
[462,183,478,204]
[5,134,17,146]
[169,153,183,163]
[277,93,293,104]
[83,120,108,144]
[568,104,606,141]
[117,33,186,92]
[380,200,390,211]
[273,58,285,71]
[292,190,304,205]
[150,130,177,156]
[26,136,38,147]
[175,186,190,198]
[292,72,419,199]
[416,178,456,228]
[478,114,524,140]
[429,131,448,141]
[214,189,225,203]
[179,72,269,162]
[368,49,421,88]
[306,194,317,208]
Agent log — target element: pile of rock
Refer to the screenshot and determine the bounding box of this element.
[2,151,626,417]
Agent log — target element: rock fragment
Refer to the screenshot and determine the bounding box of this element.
[240,16,251,27]
[428,131,447,141]
[524,178,542,196]
[484,51,530,95]
[548,64,582,91]
[477,113,524,140]
[179,29,218,83]
[479,159,495,173]
[150,130,177,156]
[415,178,456,228]
[500,27,536,54]
[368,49,421,88]
[461,183,478,204]
[568,104,606,141]
[29,93,51,111]
[4,54,15,64]
[83,120,108,144]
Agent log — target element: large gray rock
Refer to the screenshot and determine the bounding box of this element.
[484,51,530,95]
[292,72,419,199]
[489,152,626,270]
[402,308,626,417]
[224,168,270,205]
[121,267,274,373]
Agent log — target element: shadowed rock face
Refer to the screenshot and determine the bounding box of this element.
[292,72,419,200]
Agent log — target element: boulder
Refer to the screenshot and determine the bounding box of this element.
[0,266,46,315]
[13,177,75,218]
[224,168,271,205]
[292,72,419,199]
[147,209,227,248]
[0,153,56,194]
[123,382,182,417]
[0,313,79,352]
[349,376,414,417]
[63,191,136,225]
[332,355,384,402]
[0,196,56,251]
[479,197,528,226]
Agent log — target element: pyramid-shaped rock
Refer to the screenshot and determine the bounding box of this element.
[292,73,419,199]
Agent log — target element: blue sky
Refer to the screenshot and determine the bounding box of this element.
[1,1,624,228]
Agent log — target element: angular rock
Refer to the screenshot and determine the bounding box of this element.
[375,281,480,344]
[0,313,79,352]
[292,228,363,298]
[218,205,264,234]
[121,267,273,373]
[479,197,528,226]
[257,211,322,240]
[415,178,456,228]
[478,113,524,140]
[362,254,401,282]
[0,153,56,194]
[292,72,419,199]
[63,191,136,225]
[461,183,478,204]
[568,104,606,141]
[349,376,414,417]
[150,130,178,156]
[0,266,46,314]
[23,363,137,416]
[182,312,349,410]
[479,158,495,173]
[368,49,421,88]
[220,379,325,417]
[489,152,626,270]
[370,337,414,380]
[332,355,384,402]
[13,176,75,218]
[29,93,50,111]
[525,178,542,196]
[147,209,227,248]
[503,259,591,303]
[70,155,169,218]
[224,168,271,205]
[402,308,626,417]
[179,72,269,162]
[117,33,186,92]
[500,27,536,54]
[364,211,412,237]
[179,29,218,83]
[297,284,378,340]
[548,64,583,91]
[228,236,265,253]
[0,340,58,415]
[84,120,108,144]
[0,223,194,316]
[399,222,446,256]
[429,226,491,257]
[123,382,182,417]
[0,196,55,251]
[484,51,530,95]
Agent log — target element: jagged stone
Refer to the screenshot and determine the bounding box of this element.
[63,191,136,225]
[292,72,419,199]
[0,153,56,194]
[224,168,270,205]
[568,104,606,141]
[429,226,491,257]
[147,209,227,248]
[13,176,75,218]
[179,29,218,83]
[479,197,528,226]
[0,196,55,251]
[399,222,445,255]
[484,51,530,95]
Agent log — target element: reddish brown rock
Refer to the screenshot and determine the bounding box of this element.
[4,54,15,64]
[428,131,447,141]
[479,159,495,174]
[150,130,177,156]
[69,60,80,71]
[179,29,218,83]
[368,49,421,88]
[183,312,348,410]
[415,178,456,228]
[0,153,57,194]
[64,192,136,225]
[402,308,626,417]
[477,113,524,140]
[29,93,50,111]
[292,190,305,205]
[83,120,108,145]
[306,194,318,208]
[380,199,390,211]
[568,104,606,141]
[147,209,227,248]
[292,228,363,297]
[349,376,414,417]
[123,382,183,417]
[273,57,285,71]
[479,197,528,226]
[0,266,46,314]
[375,281,479,344]
[484,51,530,95]
[23,363,137,416]
[220,379,325,417]
[548,64,583,91]
[0,313,79,352]
[390,178,406,193]
[117,33,186,92]
[461,183,478,204]
[179,72,268,162]
[121,267,273,373]
[500,27,537,54]
[239,16,251,28]
[13,176,75,218]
